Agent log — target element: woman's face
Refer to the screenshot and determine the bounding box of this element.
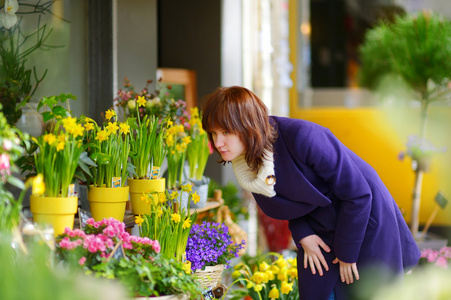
[210,127,245,162]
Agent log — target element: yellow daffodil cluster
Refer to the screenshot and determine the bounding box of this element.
[135,182,198,263]
[84,109,132,188]
[32,116,87,197]
[186,107,211,181]
[231,254,298,300]
[165,121,192,190]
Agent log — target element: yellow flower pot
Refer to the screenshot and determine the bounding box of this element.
[129,178,165,215]
[88,186,129,222]
[30,195,78,237]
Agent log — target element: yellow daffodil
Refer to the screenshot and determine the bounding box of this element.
[277,267,288,281]
[137,96,146,107]
[182,218,192,229]
[127,99,136,110]
[57,134,66,143]
[182,260,192,274]
[85,122,94,131]
[43,133,56,145]
[105,109,116,121]
[181,183,192,193]
[270,265,280,274]
[252,272,265,284]
[119,123,130,135]
[191,191,200,204]
[169,190,179,200]
[190,107,199,118]
[106,122,119,134]
[135,215,144,226]
[171,213,181,223]
[182,135,191,145]
[62,117,77,132]
[254,284,263,292]
[276,256,288,268]
[30,174,45,195]
[281,281,293,294]
[96,130,109,142]
[231,270,242,279]
[157,208,163,217]
[287,267,298,279]
[269,286,280,299]
[167,120,173,127]
[56,141,65,152]
[72,123,85,138]
[246,282,254,289]
[259,261,270,272]
[265,270,275,280]
[158,192,166,204]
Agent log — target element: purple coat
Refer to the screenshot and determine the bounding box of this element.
[252,116,420,300]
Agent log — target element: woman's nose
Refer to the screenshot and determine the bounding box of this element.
[214,135,224,148]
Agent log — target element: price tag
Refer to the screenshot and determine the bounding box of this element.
[78,208,92,229]
[68,184,75,197]
[112,177,121,188]
[435,190,449,209]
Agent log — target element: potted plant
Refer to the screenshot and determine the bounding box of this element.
[83,109,133,222]
[227,253,299,300]
[165,121,191,195]
[185,221,245,290]
[358,11,451,238]
[30,110,86,236]
[136,182,198,263]
[186,107,212,208]
[128,96,167,215]
[55,217,203,299]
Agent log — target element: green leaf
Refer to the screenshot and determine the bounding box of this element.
[51,105,71,118]
[6,176,25,190]
[41,111,54,123]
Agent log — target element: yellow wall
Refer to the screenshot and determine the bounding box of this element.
[289,107,451,226]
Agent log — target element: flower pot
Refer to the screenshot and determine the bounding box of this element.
[88,186,129,222]
[189,176,210,209]
[129,178,165,215]
[30,195,78,237]
[194,264,225,289]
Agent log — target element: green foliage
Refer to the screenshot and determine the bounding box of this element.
[0,234,117,300]
[358,11,451,97]
[91,255,203,299]
[0,103,30,231]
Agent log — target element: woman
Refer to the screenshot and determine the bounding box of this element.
[202,86,420,300]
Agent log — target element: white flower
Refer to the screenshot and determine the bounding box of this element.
[1,0,19,29]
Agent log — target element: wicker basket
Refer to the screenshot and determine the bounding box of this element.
[194,264,225,289]
[217,205,248,256]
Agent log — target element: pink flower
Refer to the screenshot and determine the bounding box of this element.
[0,153,10,170]
[79,257,86,266]
[435,256,448,269]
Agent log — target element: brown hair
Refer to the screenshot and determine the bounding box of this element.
[202,86,277,172]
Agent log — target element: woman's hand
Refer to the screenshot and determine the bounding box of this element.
[299,234,331,276]
[332,258,359,284]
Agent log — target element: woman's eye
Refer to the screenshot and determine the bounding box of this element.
[223,131,229,135]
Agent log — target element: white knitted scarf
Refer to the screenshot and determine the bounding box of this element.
[231,151,276,198]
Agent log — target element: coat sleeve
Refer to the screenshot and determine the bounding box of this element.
[289,124,372,263]
[289,216,315,248]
